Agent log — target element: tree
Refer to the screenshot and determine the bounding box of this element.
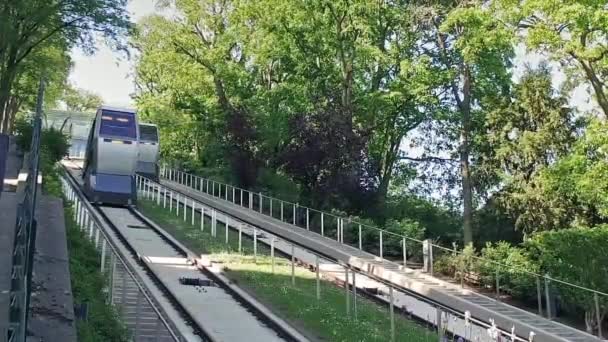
[508,0,608,116]
[62,85,103,112]
[0,0,130,132]
[480,65,582,233]
[412,2,514,244]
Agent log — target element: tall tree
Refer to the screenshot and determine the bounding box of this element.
[0,0,130,132]
[481,65,582,233]
[510,0,608,116]
[414,2,514,244]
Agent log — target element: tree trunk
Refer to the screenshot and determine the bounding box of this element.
[579,60,608,117]
[460,66,473,246]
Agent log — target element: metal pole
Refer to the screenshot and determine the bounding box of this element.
[545,276,552,319]
[95,227,100,247]
[238,224,242,253]
[270,198,273,218]
[537,276,543,316]
[315,255,320,300]
[359,225,362,250]
[176,193,180,216]
[271,238,275,274]
[595,293,603,339]
[389,286,395,342]
[402,238,407,267]
[496,269,500,299]
[352,269,357,319]
[345,266,350,316]
[100,239,107,272]
[259,193,263,213]
[183,197,187,221]
[169,191,173,212]
[379,231,383,259]
[240,189,243,206]
[249,192,253,209]
[232,187,235,203]
[293,204,296,225]
[191,200,195,225]
[291,244,295,286]
[280,201,284,221]
[225,220,229,244]
[225,184,228,201]
[253,229,257,263]
[321,212,324,236]
[212,210,216,237]
[337,218,341,243]
[306,208,309,230]
[200,205,205,231]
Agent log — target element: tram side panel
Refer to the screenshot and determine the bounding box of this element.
[136,123,160,182]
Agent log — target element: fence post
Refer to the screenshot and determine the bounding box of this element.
[280,201,284,221]
[176,194,180,217]
[100,239,107,272]
[316,255,320,300]
[249,192,253,209]
[240,189,243,207]
[389,286,395,342]
[259,193,263,213]
[232,187,235,203]
[536,276,543,316]
[291,244,295,286]
[270,198,273,217]
[402,238,407,268]
[225,219,229,244]
[352,269,357,319]
[253,229,257,263]
[293,204,296,225]
[358,225,362,250]
[238,224,242,253]
[224,184,228,201]
[306,208,309,230]
[200,205,205,231]
[545,275,552,319]
[379,231,383,259]
[183,197,187,221]
[191,201,195,225]
[321,212,324,236]
[337,218,341,243]
[271,238,275,274]
[345,266,350,316]
[595,293,603,339]
[423,239,431,273]
[212,209,216,237]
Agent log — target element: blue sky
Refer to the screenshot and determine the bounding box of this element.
[69,0,595,112]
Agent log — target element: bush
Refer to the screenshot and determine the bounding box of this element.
[384,218,426,259]
[478,242,539,299]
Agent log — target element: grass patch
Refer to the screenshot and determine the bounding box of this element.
[139,198,437,342]
[64,202,130,342]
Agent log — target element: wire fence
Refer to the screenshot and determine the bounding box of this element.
[160,165,606,339]
[137,174,543,342]
[7,80,44,342]
[61,174,184,342]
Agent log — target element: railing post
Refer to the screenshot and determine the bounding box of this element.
[337,218,341,243]
[253,229,257,263]
[352,268,357,319]
[191,200,195,225]
[537,276,543,316]
[316,255,320,300]
[291,244,295,286]
[238,224,242,253]
[423,239,431,273]
[176,193,180,217]
[306,208,309,230]
[389,286,395,342]
[232,187,235,203]
[200,205,205,231]
[271,238,275,274]
[545,275,552,319]
[358,225,362,250]
[402,238,407,268]
[595,292,603,339]
[225,219,229,244]
[259,193,263,213]
[169,191,173,212]
[224,184,228,201]
[270,198,273,217]
[100,239,107,272]
[280,201,284,221]
[345,266,350,316]
[293,203,296,225]
[321,212,324,236]
[249,192,253,209]
[183,197,187,221]
[379,231,383,259]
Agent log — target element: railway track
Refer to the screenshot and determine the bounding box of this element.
[61,164,308,342]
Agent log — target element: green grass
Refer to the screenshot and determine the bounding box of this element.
[64,203,130,342]
[139,198,438,342]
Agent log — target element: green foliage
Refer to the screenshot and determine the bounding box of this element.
[478,242,539,299]
[526,227,608,318]
[64,205,130,342]
[62,85,103,112]
[384,218,425,259]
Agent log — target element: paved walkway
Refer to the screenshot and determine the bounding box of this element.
[27,195,77,342]
[160,176,601,342]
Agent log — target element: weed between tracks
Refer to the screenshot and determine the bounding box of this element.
[139,198,437,342]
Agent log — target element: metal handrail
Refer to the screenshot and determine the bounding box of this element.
[7,80,44,342]
[160,164,608,335]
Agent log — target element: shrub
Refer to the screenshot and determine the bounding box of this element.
[384,218,426,259]
[478,242,539,299]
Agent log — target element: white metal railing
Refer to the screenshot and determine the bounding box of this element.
[159,165,606,339]
[136,174,538,342]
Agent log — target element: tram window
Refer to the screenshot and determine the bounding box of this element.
[99,110,137,139]
[139,125,158,142]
